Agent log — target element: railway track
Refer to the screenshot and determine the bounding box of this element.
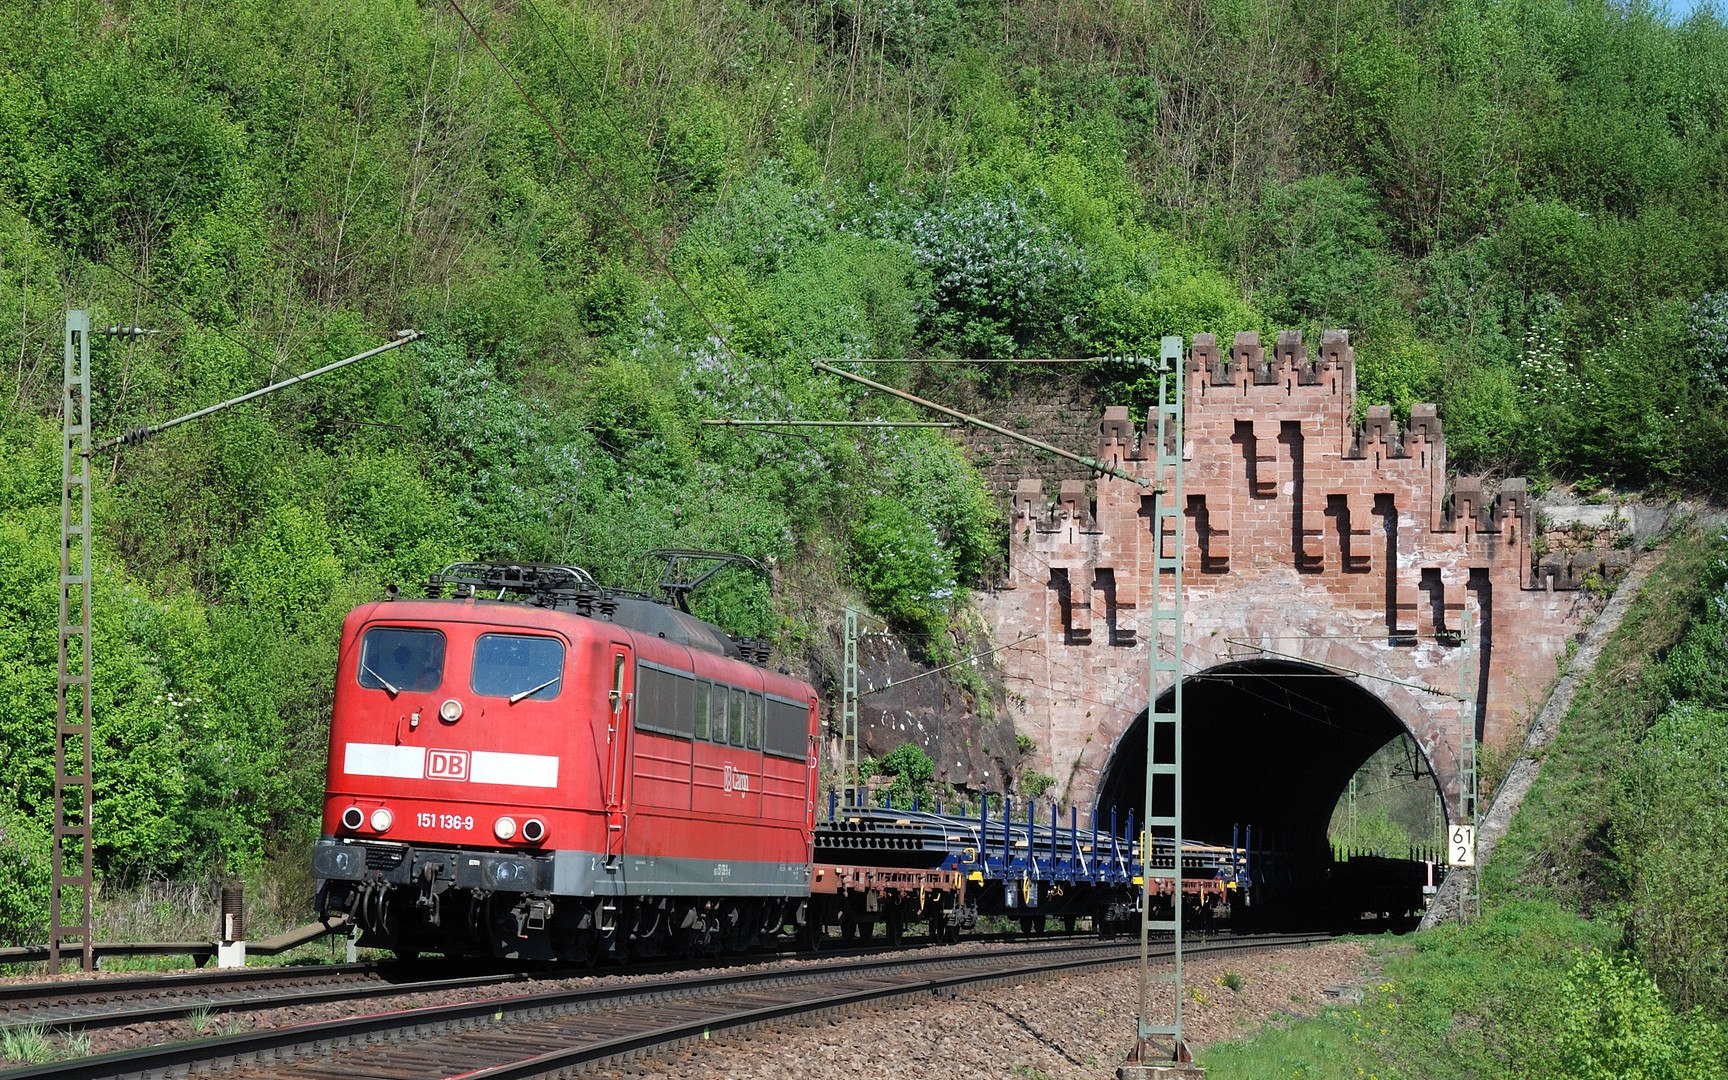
[0,960,567,1037]
[0,929,1109,1036]
[1,932,1329,1080]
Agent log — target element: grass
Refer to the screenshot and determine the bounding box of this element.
[0,1024,94,1065]
[0,1024,57,1065]
[0,864,379,976]
[1200,902,1615,1079]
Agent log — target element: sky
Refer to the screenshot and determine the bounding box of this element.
[1666,0,1721,18]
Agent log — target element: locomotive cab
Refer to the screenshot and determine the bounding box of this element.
[312,561,819,961]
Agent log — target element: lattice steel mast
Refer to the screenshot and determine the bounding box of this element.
[1134,335,1189,1065]
[1458,608,1480,923]
[52,311,94,975]
[842,606,860,808]
[49,315,420,972]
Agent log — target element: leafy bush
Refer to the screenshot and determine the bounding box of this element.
[697,161,835,277]
[1252,174,1397,331]
[0,807,48,947]
[1330,802,1417,858]
[1553,951,1726,1080]
[848,496,955,638]
[864,742,935,804]
[1019,770,1056,798]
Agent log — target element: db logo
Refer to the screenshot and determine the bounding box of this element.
[722,763,751,795]
[427,749,470,781]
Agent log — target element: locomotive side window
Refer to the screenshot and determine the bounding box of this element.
[634,663,695,737]
[764,698,807,759]
[727,688,746,745]
[358,627,446,693]
[472,634,564,701]
[692,681,711,740]
[674,675,695,735]
[744,693,762,750]
[708,683,727,745]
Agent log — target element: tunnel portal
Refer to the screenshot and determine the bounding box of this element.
[1095,659,1442,925]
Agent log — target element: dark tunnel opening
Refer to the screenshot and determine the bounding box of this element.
[1095,659,1445,929]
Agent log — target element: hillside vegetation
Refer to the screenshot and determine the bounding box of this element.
[3,0,1728,940]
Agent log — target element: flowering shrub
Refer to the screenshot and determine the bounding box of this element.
[417,337,592,555]
[700,161,835,276]
[1685,292,1728,395]
[867,189,1089,356]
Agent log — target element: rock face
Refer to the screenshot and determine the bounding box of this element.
[978,330,1608,820]
[810,620,1022,800]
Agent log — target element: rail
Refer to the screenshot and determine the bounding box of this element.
[0,933,1330,1080]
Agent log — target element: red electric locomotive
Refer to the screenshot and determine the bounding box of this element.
[311,559,819,960]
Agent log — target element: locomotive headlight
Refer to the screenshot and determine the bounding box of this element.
[494,816,518,841]
[439,698,463,723]
[340,806,366,831]
[369,807,394,833]
[521,818,547,844]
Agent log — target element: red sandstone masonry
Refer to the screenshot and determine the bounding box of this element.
[978,330,1605,818]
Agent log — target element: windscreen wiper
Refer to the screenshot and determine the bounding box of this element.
[509,676,561,704]
[362,664,400,698]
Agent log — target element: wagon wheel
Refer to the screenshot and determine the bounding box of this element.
[885,906,904,948]
[926,900,947,944]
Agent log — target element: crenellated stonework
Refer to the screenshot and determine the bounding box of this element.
[977,330,1617,818]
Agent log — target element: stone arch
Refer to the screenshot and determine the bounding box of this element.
[1094,658,1449,865]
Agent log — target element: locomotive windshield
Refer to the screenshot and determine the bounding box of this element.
[357,627,446,693]
[472,633,564,702]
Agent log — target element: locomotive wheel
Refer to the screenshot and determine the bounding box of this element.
[391,947,421,961]
[799,911,823,952]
